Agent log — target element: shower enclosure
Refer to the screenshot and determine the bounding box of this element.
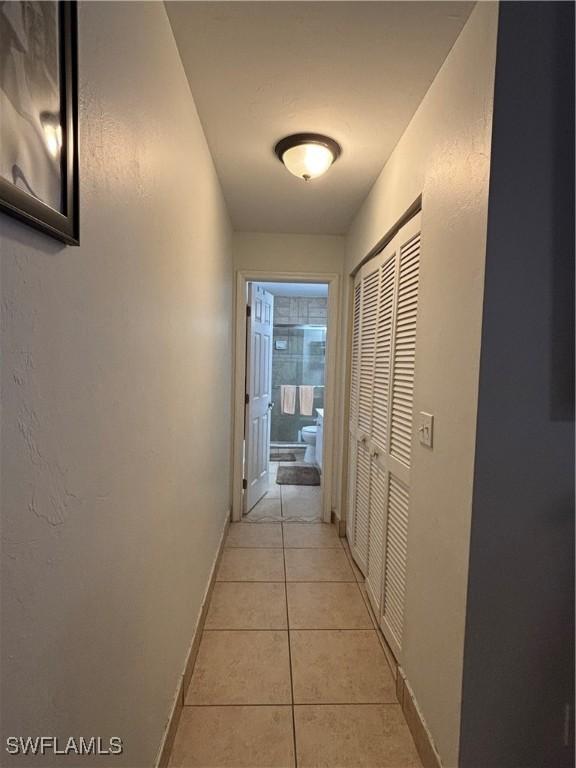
[270,323,326,445]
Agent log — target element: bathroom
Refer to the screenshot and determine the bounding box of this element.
[242,280,329,522]
[270,286,327,471]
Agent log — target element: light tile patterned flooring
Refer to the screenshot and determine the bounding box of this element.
[244,462,323,522]
[169,514,423,767]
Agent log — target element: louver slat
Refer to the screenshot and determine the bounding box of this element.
[357,268,379,434]
[353,441,371,570]
[366,460,387,613]
[371,256,395,452]
[390,233,420,467]
[349,282,362,428]
[347,281,362,547]
[382,475,410,648]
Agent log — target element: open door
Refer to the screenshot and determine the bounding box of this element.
[244,284,274,513]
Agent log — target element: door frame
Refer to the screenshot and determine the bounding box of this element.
[232,269,341,523]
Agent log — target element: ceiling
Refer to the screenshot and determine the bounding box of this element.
[258,282,328,298]
[166,2,473,235]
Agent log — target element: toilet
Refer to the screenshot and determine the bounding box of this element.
[301,425,317,464]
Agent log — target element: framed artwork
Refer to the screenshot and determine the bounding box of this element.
[0,1,79,245]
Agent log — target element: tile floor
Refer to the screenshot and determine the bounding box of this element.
[244,461,323,522]
[169,516,423,767]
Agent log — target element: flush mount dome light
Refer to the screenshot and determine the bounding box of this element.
[274,133,341,181]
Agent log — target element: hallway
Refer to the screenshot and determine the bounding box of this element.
[168,519,422,767]
[1,3,572,767]
[245,461,323,522]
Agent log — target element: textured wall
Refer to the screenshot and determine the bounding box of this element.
[233,232,344,274]
[345,4,498,765]
[0,3,232,766]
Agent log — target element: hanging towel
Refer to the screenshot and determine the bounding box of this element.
[281,385,296,415]
[299,385,315,416]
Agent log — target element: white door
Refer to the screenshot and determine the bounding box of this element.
[346,281,362,546]
[244,284,274,513]
[346,212,421,660]
[365,246,397,616]
[379,216,421,658]
[348,263,379,574]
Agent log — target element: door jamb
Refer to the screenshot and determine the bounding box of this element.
[232,270,341,523]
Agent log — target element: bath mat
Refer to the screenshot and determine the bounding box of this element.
[270,452,296,462]
[276,465,321,486]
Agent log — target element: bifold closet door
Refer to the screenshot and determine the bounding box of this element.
[364,248,396,615]
[346,212,421,661]
[379,220,421,658]
[347,263,379,573]
[346,282,361,548]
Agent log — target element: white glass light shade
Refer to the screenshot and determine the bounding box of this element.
[281,143,335,181]
[275,134,341,181]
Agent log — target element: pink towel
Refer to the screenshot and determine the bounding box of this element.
[299,385,315,416]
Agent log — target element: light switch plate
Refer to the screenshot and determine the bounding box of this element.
[418,412,434,448]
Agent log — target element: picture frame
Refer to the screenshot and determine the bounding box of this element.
[0,1,79,245]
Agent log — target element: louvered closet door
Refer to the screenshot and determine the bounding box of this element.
[347,213,421,651]
[380,214,421,660]
[346,282,362,545]
[348,263,379,573]
[364,246,397,615]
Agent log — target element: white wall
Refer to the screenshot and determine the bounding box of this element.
[234,232,344,275]
[0,3,232,766]
[233,232,346,518]
[345,4,499,765]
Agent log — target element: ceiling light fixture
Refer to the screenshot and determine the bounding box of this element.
[274,133,341,182]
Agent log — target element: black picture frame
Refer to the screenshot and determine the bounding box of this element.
[0,1,79,245]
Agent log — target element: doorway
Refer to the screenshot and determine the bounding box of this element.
[232,272,340,524]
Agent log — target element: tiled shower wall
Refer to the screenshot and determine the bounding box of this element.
[273,296,327,325]
[271,297,327,443]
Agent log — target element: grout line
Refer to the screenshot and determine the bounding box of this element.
[202,627,376,633]
[203,628,289,632]
[291,702,400,707]
[340,540,380,633]
[356,579,380,632]
[182,702,400,708]
[211,579,361,585]
[216,580,356,585]
[225,546,284,550]
[181,702,401,708]
[340,536,366,585]
[340,538,400,685]
[282,519,298,768]
[287,581,357,584]
[287,628,378,633]
[270,580,358,584]
[216,580,286,583]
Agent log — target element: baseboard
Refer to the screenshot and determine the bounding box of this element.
[397,669,443,768]
[331,509,347,538]
[155,676,184,768]
[342,534,442,768]
[155,509,230,768]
